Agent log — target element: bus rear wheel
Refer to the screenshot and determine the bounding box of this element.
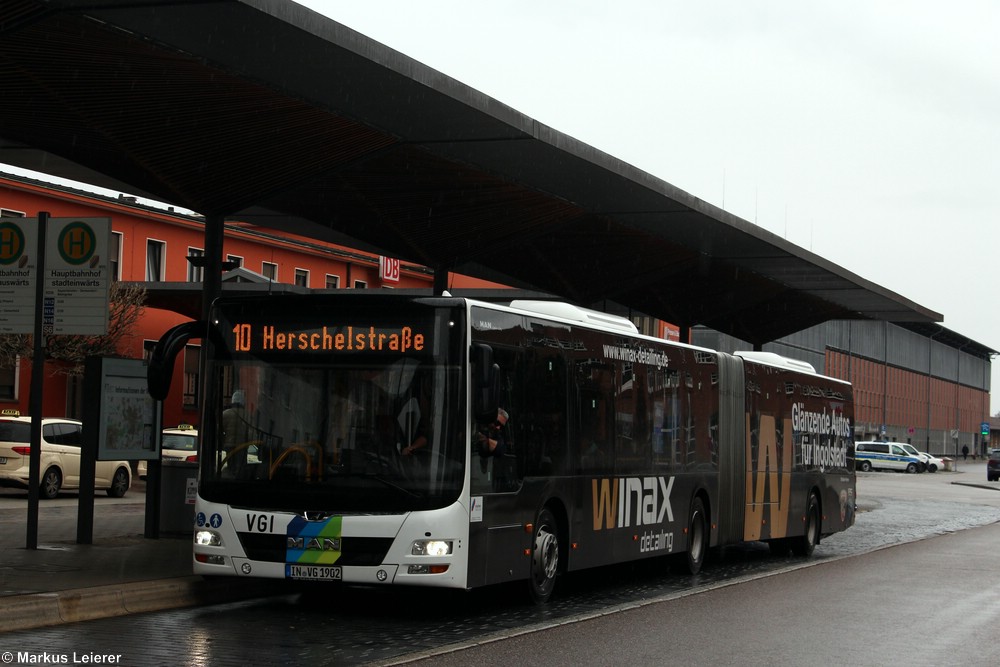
[677,497,708,574]
[528,508,560,604]
[791,493,820,557]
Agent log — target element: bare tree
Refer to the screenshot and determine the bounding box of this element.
[0,282,146,376]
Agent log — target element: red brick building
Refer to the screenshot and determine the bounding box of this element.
[0,172,502,427]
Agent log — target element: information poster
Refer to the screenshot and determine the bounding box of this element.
[97,358,157,461]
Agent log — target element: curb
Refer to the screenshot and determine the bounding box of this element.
[951,480,1000,492]
[0,577,287,633]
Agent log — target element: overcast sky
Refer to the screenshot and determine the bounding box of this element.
[298,0,999,413]
[4,2,995,412]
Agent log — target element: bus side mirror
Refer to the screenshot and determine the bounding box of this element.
[471,343,500,422]
[148,320,205,401]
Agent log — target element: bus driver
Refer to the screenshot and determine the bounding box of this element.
[222,390,250,451]
[476,408,509,458]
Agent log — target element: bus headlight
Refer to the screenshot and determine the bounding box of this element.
[195,530,223,547]
[411,539,453,556]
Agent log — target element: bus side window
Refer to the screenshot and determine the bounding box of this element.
[615,362,651,475]
[576,361,615,474]
[687,366,716,469]
[664,369,684,469]
[522,349,567,476]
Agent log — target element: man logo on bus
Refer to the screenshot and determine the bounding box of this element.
[0,222,26,266]
[56,221,97,265]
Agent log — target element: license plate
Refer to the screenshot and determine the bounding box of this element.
[0,457,6,464]
[286,564,342,581]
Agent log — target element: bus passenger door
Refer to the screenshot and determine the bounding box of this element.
[468,344,569,587]
[469,347,528,586]
[470,454,528,585]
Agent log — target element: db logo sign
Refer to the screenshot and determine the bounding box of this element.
[379,256,400,284]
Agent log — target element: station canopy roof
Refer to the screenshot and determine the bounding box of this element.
[0,0,942,345]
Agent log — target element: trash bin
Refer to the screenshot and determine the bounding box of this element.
[160,460,198,535]
[941,457,954,472]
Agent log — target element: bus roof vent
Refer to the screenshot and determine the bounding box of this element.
[734,351,816,374]
[509,300,639,334]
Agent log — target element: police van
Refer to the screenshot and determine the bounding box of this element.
[855,441,922,473]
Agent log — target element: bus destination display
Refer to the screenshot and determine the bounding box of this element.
[230,323,428,354]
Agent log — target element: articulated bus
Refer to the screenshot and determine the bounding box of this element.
[149,293,856,603]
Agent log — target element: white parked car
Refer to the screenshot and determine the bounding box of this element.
[138,424,199,478]
[919,452,945,473]
[897,443,932,472]
[0,414,132,499]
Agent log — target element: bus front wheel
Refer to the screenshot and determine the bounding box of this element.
[528,508,560,604]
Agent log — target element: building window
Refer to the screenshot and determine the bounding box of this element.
[183,345,200,409]
[226,255,243,269]
[0,208,25,218]
[110,231,122,281]
[0,363,18,401]
[325,274,340,289]
[146,239,165,281]
[294,268,309,287]
[353,280,367,289]
[262,262,278,282]
[187,248,204,282]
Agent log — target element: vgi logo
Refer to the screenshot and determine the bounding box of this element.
[287,536,342,551]
[0,222,26,266]
[56,221,97,265]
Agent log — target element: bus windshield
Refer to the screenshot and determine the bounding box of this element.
[199,297,466,513]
